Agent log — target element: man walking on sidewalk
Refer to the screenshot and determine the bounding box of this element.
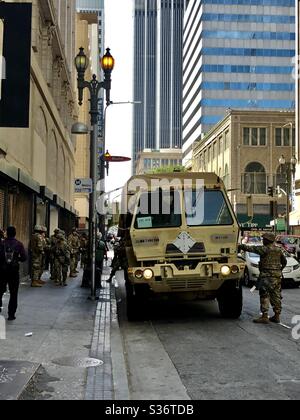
[0,226,27,321]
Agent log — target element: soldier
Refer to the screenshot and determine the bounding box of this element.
[107,238,127,283]
[39,226,50,283]
[30,225,45,287]
[68,228,80,277]
[238,232,287,324]
[80,232,89,270]
[50,229,60,279]
[52,233,70,286]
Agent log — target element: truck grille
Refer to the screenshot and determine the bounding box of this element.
[166,279,207,290]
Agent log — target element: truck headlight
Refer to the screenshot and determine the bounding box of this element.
[143,269,154,280]
[221,265,231,276]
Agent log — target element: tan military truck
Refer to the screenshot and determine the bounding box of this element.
[118,172,245,320]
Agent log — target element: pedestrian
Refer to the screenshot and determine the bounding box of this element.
[238,232,287,324]
[80,232,89,270]
[30,225,45,287]
[0,226,27,321]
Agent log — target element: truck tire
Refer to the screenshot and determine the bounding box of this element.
[126,283,150,321]
[217,283,243,319]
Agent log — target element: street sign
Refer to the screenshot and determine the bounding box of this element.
[104,155,131,163]
[74,178,93,194]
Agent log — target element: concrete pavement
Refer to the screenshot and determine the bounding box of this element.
[0,264,129,400]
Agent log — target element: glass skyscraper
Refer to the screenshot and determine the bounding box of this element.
[133,0,187,171]
[182,0,295,163]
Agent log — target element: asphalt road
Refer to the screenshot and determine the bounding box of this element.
[115,272,300,400]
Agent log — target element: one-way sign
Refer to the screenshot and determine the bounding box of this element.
[74,178,93,193]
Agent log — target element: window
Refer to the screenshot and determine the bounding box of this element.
[185,190,233,227]
[243,127,267,146]
[275,127,294,147]
[134,190,182,230]
[224,131,229,149]
[243,162,266,194]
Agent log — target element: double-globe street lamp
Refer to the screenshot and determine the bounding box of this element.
[74,47,115,299]
[278,154,297,235]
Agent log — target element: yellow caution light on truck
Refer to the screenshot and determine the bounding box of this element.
[221,265,231,276]
[134,269,144,279]
[231,265,240,274]
[143,269,154,280]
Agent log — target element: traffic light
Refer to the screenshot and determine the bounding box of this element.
[267,186,274,197]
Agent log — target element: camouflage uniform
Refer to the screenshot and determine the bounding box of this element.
[80,234,89,270]
[30,226,45,287]
[107,240,128,283]
[68,229,80,277]
[52,234,70,286]
[40,226,50,281]
[239,232,287,323]
[50,229,61,279]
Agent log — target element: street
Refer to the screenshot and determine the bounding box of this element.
[115,272,300,400]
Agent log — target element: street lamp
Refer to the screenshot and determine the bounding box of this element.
[279,154,297,234]
[74,47,114,300]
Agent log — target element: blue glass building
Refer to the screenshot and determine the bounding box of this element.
[182,0,295,163]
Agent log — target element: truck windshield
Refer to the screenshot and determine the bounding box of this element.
[185,190,233,226]
[134,189,181,229]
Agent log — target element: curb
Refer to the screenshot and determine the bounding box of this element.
[85,271,130,400]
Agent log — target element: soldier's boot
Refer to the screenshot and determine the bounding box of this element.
[253,313,270,324]
[37,279,46,285]
[269,312,281,324]
[31,281,43,288]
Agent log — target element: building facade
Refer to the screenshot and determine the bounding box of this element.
[0,0,78,276]
[132,0,187,171]
[192,110,295,230]
[183,0,296,165]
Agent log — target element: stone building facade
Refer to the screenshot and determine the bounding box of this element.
[0,0,78,275]
[192,110,295,230]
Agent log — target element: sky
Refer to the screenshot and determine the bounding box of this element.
[104,0,134,197]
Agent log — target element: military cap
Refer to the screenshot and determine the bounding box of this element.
[262,232,275,243]
[34,225,42,232]
[54,228,60,234]
[41,226,47,232]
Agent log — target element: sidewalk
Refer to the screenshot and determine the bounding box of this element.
[0,265,129,400]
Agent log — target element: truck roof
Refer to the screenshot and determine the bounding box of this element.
[125,172,222,187]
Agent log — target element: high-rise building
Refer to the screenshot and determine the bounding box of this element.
[132,0,187,172]
[183,0,296,165]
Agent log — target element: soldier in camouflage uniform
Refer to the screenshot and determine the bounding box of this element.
[239,232,287,324]
[30,225,45,287]
[68,228,80,277]
[39,226,50,283]
[50,229,60,279]
[52,233,70,286]
[107,239,127,283]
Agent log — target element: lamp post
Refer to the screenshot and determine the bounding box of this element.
[279,154,297,234]
[74,47,114,300]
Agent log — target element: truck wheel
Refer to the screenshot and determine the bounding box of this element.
[217,283,243,319]
[243,268,252,288]
[126,283,150,321]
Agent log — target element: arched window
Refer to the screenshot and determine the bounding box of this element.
[243,162,266,194]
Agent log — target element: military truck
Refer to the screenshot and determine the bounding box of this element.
[118,172,245,320]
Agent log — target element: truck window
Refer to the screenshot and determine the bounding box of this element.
[134,189,181,229]
[185,190,233,226]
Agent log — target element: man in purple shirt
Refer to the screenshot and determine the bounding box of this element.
[0,226,27,321]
